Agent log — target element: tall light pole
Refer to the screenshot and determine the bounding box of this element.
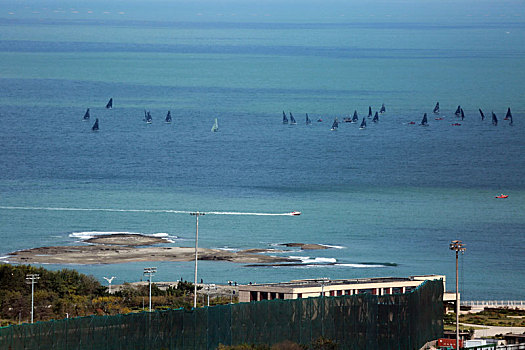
[190,212,204,308]
[450,240,466,350]
[26,274,40,323]
[103,276,115,294]
[143,267,157,312]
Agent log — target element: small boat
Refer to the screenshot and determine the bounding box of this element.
[83,108,90,120]
[330,118,339,131]
[433,102,440,114]
[368,106,372,118]
[460,108,465,120]
[495,194,508,199]
[451,123,461,126]
[359,117,366,129]
[317,118,323,122]
[211,118,219,132]
[165,111,172,123]
[289,112,297,125]
[352,110,359,123]
[290,211,301,216]
[146,111,152,124]
[306,113,312,125]
[420,113,428,126]
[492,111,498,126]
[379,103,386,114]
[91,118,99,131]
[372,111,379,123]
[504,108,512,120]
[343,117,352,123]
[106,98,113,109]
[408,121,416,125]
[435,117,444,120]
[479,109,485,121]
[282,111,288,124]
[455,105,461,116]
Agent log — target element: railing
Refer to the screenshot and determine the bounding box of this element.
[461,301,525,308]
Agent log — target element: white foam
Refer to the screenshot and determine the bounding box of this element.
[336,263,387,268]
[289,256,337,264]
[217,247,239,252]
[320,244,345,249]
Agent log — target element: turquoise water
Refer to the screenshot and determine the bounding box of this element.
[0,0,524,300]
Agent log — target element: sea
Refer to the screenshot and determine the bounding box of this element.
[0,0,524,301]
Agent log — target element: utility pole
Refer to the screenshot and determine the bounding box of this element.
[143,267,157,312]
[26,274,40,323]
[190,212,204,308]
[450,240,466,350]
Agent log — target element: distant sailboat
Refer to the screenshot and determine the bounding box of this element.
[479,109,485,120]
[492,111,498,126]
[282,111,288,124]
[504,108,512,121]
[146,111,152,124]
[379,103,386,114]
[306,113,312,125]
[455,105,461,116]
[433,102,440,114]
[368,106,372,118]
[211,118,219,132]
[106,98,113,109]
[420,113,428,126]
[372,111,379,123]
[91,118,99,131]
[165,111,172,123]
[460,108,465,120]
[352,110,359,123]
[330,118,339,131]
[83,108,90,120]
[289,112,297,125]
[359,117,366,129]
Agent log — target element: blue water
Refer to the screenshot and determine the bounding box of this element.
[1,0,524,300]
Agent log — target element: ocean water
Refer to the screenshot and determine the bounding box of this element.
[0,0,524,300]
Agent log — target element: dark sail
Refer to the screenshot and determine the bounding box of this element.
[146,111,152,123]
[331,118,339,130]
[492,112,498,126]
[505,107,512,120]
[106,98,113,109]
[420,113,428,126]
[373,111,379,123]
[352,110,359,122]
[479,109,485,120]
[433,102,440,114]
[360,117,366,129]
[368,106,372,118]
[165,111,172,123]
[380,103,386,113]
[455,105,461,116]
[290,112,296,125]
[460,108,465,120]
[91,118,99,131]
[306,113,311,125]
[83,108,90,120]
[282,111,288,124]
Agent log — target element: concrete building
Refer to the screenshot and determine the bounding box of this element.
[238,274,456,303]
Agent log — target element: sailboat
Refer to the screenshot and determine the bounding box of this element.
[211,118,219,132]
[492,112,498,126]
[91,118,99,131]
[433,102,440,114]
[359,117,366,129]
[379,103,386,114]
[504,108,512,121]
[368,106,372,118]
[420,113,428,126]
[372,111,379,123]
[83,108,90,120]
[352,110,359,123]
[479,109,485,120]
[460,108,465,120]
[146,111,152,124]
[455,105,461,116]
[282,111,288,124]
[106,98,113,109]
[290,112,297,125]
[306,113,312,125]
[330,118,339,131]
[165,111,172,123]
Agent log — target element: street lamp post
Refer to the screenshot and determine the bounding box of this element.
[450,240,466,350]
[26,274,40,323]
[143,267,157,312]
[190,212,205,308]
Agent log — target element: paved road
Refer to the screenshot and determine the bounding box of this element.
[461,323,525,338]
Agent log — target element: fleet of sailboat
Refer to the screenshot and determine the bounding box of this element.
[306,113,312,125]
[420,113,428,126]
[165,111,172,123]
[330,118,339,131]
[372,111,379,123]
[211,118,219,132]
[289,112,297,125]
[91,118,99,131]
[433,102,440,114]
[106,98,113,109]
[83,108,90,120]
[282,111,288,124]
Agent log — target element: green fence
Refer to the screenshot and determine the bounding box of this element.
[0,279,443,350]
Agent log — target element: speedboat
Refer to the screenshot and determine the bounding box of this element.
[495,194,509,199]
[290,211,302,216]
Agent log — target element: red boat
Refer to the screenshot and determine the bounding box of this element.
[451,123,461,126]
[435,117,444,120]
[495,194,509,199]
[408,121,415,125]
